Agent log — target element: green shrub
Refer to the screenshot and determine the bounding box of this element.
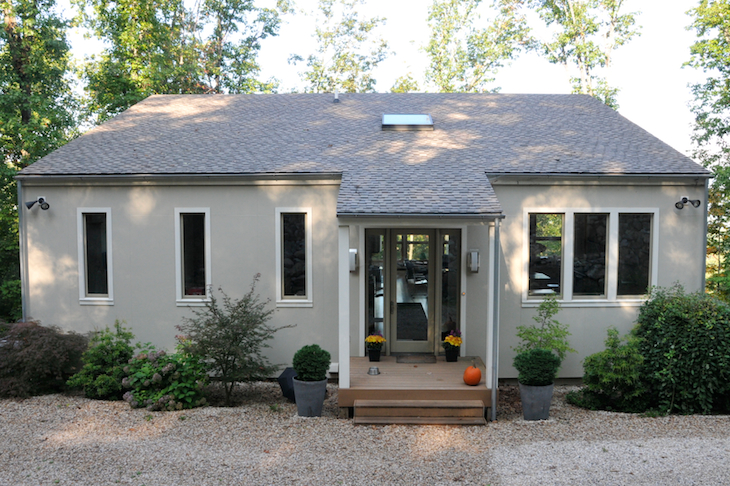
[177,275,291,406]
[67,321,135,400]
[513,348,561,386]
[0,280,21,323]
[634,284,730,414]
[514,295,575,362]
[292,344,331,382]
[0,322,88,397]
[122,345,208,411]
[574,327,648,412]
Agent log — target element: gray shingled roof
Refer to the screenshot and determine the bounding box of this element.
[18,93,708,216]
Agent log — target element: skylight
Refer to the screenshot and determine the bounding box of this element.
[382,114,434,131]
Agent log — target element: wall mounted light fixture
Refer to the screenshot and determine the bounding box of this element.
[25,197,50,210]
[675,197,701,210]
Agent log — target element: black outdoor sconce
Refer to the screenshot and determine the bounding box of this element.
[675,197,701,210]
[25,197,50,210]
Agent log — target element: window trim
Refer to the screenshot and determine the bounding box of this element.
[77,208,114,305]
[522,207,659,307]
[275,207,313,307]
[175,208,211,306]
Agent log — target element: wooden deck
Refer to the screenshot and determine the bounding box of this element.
[338,356,492,410]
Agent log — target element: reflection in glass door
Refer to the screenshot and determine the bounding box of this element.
[365,229,461,355]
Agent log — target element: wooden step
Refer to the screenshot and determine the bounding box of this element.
[353,399,486,425]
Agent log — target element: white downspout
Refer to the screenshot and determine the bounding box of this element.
[338,225,351,388]
[491,218,501,421]
[17,179,27,322]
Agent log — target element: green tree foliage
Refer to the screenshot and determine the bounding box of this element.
[425,0,530,93]
[523,0,640,108]
[76,0,287,121]
[291,0,389,93]
[67,321,135,400]
[514,294,575,362]
[686,0,730,300]
[390,73,419,93]
[177,275,290,406]
[1,0,78,321]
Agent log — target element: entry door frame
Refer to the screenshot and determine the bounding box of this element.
[357,223,469,358]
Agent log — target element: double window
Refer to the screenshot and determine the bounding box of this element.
[175,208,211,305]
[77,208,113,304]
[526,209,657,303]
[275,208,312,307]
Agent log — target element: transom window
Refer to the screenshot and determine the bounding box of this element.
[525,209,658,304]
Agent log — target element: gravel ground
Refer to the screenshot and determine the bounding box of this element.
[0,384,728,485]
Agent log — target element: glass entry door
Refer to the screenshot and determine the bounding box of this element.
[365,229,461,355]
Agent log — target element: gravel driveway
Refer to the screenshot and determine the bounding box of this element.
[1,384,728,485]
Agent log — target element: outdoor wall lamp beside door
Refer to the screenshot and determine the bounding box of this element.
[467,250,480,273]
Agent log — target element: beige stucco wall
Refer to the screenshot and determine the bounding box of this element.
[493,178,707,378]
[21,179,341,370]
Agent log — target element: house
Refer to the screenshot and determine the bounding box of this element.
[17,93,709,420]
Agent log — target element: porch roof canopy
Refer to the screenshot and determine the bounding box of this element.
[19,93,709,217]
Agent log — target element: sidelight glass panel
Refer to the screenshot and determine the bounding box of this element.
[366,230,385,337]
[618,214,652,296]
[440,231,460,341]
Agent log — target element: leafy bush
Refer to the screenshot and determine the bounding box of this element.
[122,345,208,411]
[177,275,291,406]
[513,348,561,386]
[67,321,135,400]
[292,344,331,382]
[634,284,730,414]
[0,322,88,397]
[514,295,575,362]
[0,280,21,323]
[568,327,648,412]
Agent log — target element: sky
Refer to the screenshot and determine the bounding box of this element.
[68,0,706,157]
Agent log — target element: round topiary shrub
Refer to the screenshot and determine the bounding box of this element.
[292,344,331,382]
[513,348,561,386]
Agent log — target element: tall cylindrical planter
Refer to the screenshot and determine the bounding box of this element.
[292,378,327,417]
[519,383,554,421]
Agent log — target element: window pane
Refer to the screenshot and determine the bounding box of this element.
[84,213,108,295]
[282,213,306,297]
[182,213,206,296]
[618,214,651,295]
[573,213,608,296]
[529,213,563,296]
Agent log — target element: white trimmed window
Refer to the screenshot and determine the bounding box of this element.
[524,208,658,306]
[77,208,113,305]
[175,208,211,305]
[275,207,313,307]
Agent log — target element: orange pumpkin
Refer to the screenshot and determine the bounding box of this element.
[463,362,482,386]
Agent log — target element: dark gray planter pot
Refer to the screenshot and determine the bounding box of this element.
[292,378,327,417]
[519,383,554,421]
